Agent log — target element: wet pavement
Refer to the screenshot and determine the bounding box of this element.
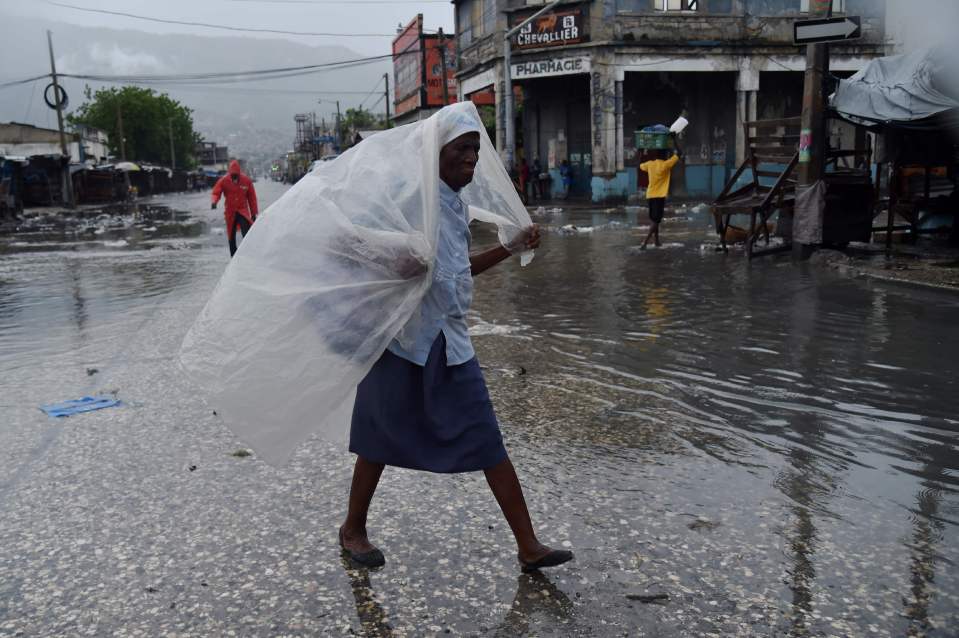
[1,188,958,636]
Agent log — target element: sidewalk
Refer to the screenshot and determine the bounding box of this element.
[811,239,959,291]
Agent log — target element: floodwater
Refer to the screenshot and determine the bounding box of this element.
[1,188,958,636]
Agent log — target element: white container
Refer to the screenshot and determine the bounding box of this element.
[669,116,689,134]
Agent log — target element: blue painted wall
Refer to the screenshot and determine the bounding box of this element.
[590,165,727,202]
[683,165,728,199]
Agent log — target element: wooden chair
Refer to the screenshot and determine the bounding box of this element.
[712,117,800,258]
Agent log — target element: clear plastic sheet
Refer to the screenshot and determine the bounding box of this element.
[179,102,533,465]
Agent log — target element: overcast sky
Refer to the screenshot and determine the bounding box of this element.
[0,0,457,132]
[1,0,455,59]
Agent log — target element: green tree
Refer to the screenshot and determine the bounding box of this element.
[67,85,200,168]
[341,107,376,132]
[477,105,496,141]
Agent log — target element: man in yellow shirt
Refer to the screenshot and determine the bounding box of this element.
[639,149,680,249]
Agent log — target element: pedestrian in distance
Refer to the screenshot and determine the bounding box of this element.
[339,104,574,575]
[518,157,530,205]
[211,160,258,257]
[559,159,572,199]
[639,146,681,249]
[531,157,543,200]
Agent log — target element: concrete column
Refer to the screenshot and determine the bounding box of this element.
[736,91,747,166]
[734,89,758,166]
[736,57,760,166]
[590,52,617,177]
[494,60,506,158]
[615,80,624,172]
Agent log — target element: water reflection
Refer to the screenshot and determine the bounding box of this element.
[473,213,959,633]
[902,437,954,637]
[339,556,393,637]
[493,572,574,636]
[777,445,829,636]
[905,483,942,637]
[2,195,958,634]
[69,265,88,336]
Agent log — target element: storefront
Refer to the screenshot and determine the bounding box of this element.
[452,0,887,203]
[510,3,593,198]
[516,58,592,198]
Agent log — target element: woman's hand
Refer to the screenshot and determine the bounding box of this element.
[395,254,428,279]
[504,224,541,254]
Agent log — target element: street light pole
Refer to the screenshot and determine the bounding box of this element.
[383,73,391,126]
[336,100,342,149]
[502,0,562,173]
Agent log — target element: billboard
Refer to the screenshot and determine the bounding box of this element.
[511,7,586,50]
[392,16,422,116]
[424,37,457,108]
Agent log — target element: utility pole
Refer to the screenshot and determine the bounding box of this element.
[117,103,126,161]
[437,28,450,106]
[117,101,130,196]
[383,73,391,126]
[502,0,562,172]
[168,119,176,170]
[46,30,74,208]
[335,100,342,149]
[795,0,832,257]
[798,0,832,185]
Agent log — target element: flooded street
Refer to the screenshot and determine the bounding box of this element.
[2,186,958,636]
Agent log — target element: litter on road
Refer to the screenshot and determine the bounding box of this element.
[39,395,122,417]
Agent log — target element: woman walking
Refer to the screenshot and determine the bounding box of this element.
[341,108,572,573]
[181,102,572,575]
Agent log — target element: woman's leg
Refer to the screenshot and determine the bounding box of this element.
[341,456,385,553]
[484,457,555,563]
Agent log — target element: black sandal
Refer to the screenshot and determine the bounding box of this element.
[339,528,385,569]
[518,549,574,573]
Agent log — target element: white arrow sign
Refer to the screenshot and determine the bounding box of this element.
[794,16,861,44]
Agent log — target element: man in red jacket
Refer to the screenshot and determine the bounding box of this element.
[211,160,259,256]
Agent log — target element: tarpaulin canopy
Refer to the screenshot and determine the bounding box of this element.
[830,43,959,129]
[179,102,533,466]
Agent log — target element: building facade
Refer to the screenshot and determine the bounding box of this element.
[0,122,110,164]
[454,0,888,201]
[195,141,230,174]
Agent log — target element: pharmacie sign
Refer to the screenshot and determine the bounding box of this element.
[512,56,591,80]
[512,8,585,50]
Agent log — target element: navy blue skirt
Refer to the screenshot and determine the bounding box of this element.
[349,333,507,473]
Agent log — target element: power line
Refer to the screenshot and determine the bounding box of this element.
[148,85,386,96]
[229,0,448,3]
[0,48,413,93]
[358,77,384,108]
[45,1,398,37]
[0,74,52,89]
[63,63,378,86]
[59,51,404,84]
[24,79,40,121]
